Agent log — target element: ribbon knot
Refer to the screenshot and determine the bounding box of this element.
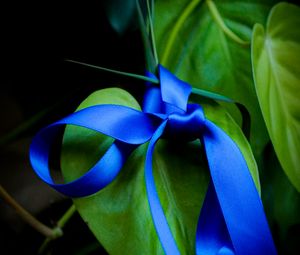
[29,64,277,255]
[164,104,206,141]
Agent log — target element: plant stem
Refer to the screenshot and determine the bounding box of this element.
[146,0,158,65]
[161,0,202,66]
[136,0,157,72]
[0,185,62,239]
[38,204,76,254]
[206,0,250,46]
[66,59,159,84]
[192,87,233,102]
[57,204,76,227]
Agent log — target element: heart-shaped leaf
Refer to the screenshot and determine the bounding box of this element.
[154,0,279,158]
[251,2,300,192]
[61,88,259,254]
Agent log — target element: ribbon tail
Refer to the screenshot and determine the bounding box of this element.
[196,181,234,255]
[145,120,180,255]
[200,120,276,255]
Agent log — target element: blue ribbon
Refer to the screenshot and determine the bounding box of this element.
[30,65,277,254]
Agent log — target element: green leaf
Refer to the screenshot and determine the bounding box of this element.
[61,89,259,254]
[251,2,300,192]
[103,0,138,34]
[154,0,279,158]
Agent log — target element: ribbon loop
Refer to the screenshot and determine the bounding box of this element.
[29,104,159,197]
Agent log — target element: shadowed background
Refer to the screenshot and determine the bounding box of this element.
[0,1,144,254]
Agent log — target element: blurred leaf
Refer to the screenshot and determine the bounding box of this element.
[154,0,279,158]
[102,0,153,35]
[61,88,259,254]
[103,0,138,35]
[252,2,300,192]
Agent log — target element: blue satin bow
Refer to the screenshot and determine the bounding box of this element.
[30,65,277,254]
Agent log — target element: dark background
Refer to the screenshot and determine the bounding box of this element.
[1,0,145,121]
[0,1,145,254]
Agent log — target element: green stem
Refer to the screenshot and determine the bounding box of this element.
[161,0,202,66]
[192,87,233,102]
[146,0,158,65]
[206,0,250,46]
[136,0,156,72]
[66,59,159,84]
[0,185,62,239]
[38,204,76,254]
[57,204,76,227]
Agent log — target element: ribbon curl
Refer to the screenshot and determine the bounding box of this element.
[30,65,276,254]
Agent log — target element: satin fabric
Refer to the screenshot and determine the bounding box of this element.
[30,65,276,254]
